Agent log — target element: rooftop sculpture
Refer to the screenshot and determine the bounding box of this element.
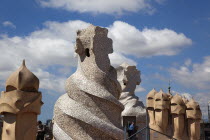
[0,60,43,140]
[146,89,202,140]
[154,89,170,133]
[53,25,124,140]
[116,63,146,139]
[186,99,202,140]
[170,94,188,140]
[146,89,157,129]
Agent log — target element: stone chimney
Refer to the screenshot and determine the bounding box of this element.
[0,60,43,140]
[186,99,202,140]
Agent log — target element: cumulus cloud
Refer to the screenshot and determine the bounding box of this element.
[184,58,192,67]
[39,0,157,15]
[135,85,146,92]
[109,52,136,66]
[0,20,90,93]
[34,68,66,93]
[108,21,192,57]
[0,20,192,93]
[181,93,193,101]
[170,56,210,90]
[2,21,16,29]
[0,20,135,92]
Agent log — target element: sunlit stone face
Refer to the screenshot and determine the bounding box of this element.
[186,100,202,119]
[154,90,170,110]
[170,94,186,115]
[188,119,201,140]
[187,100,202,140]
[75,26,113,56]
[146,89,157,108]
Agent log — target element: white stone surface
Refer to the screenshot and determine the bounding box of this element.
[53,25,124,140]
[116,63,146,139]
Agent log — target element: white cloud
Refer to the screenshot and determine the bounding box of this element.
[0,20,192,93]
[135,85,146,92]
[108,21,192,57]
[2,21,16,29]
[170,56,210,90]
[155,0,166,4]
[34,68,66,93]
[0,20,90,68]
[109,52,137,67]
[0,20,135,93]
[184,58,192,67]
[0,20,90,93]
[39,0,156,15]
[153,73,168,81]
[194,92,210,120]
[180,93,193,100]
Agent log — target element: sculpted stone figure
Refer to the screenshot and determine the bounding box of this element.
[186,99,202,140]
[53,25,124,140]
[116,63,146,139]
[154,90,170,133]
[0,60,43,140]
[146,89,157,129]
[170,94,187,140]
[147,89,202,140]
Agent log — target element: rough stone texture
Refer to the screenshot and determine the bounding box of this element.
[170,94,188,140]
[53,25,124,140]
[116,63,146,139]
[154,90,170,134]
[0,60,43,140]
[186,99,202,140]
[147,89,171,140]
[146,89,157,129]
[146,89,202,140]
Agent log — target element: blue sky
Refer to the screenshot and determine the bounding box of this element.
[0,0,210,121]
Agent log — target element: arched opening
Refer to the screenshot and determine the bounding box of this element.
[6,86,16,92]
[85,48,90,57]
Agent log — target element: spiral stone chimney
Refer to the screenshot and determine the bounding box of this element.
[53,25,124,140]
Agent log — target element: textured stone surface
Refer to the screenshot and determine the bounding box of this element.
[186,99,202,140]
[53,25,124,140]
[147,89,202,140]
[154,90,170,133]
[0,60,43,140]
[171,94,188,140]
[116,63,146,139]
[146,89,157,129]
[147,89,171,139]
